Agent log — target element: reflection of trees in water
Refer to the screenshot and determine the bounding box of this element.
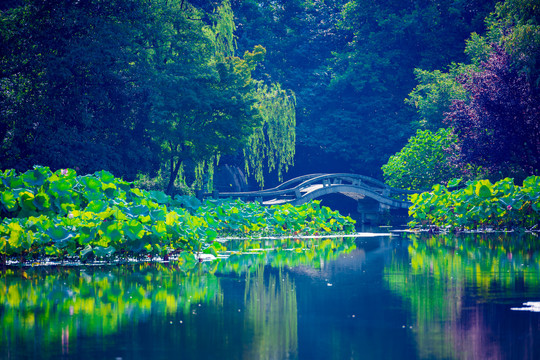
[242,266,298,360]
[1,237,356,359]
[385,233,540,360]
[0,262,223,358]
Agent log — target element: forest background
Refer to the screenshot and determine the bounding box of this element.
[1,0,539,194]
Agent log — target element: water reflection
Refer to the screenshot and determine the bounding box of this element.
[1,262,223,359]
[385,232,540,360]
[2,233,540,359]
[0,236,356,360]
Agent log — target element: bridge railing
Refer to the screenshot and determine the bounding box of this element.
[198,173,422,206]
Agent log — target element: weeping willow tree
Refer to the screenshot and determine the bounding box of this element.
[244,82,296,188]
[204,0,296,189]
[151,0,295,194]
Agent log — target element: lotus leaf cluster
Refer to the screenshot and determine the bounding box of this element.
[409,176,540,230]
[0,167,356,265]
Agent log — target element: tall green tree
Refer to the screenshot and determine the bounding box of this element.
[142,0,262,193]
[233,0,496,178]
[401,0,540,183]
[1,0,296,192]
[0,0,158,178]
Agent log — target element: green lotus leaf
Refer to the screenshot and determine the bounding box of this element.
[47,226,76,247]
[79,226,97,245]
[101,222,123,243]
[476,184,492,198]
[33,192,50,211]
[124,220,146,241]
[205,228,218,241]
[19,191,37,211]
[83,189,105,201]
[0,169,23,189]
[80,245,93,258]
[447,178,462,188]
[151,221,167,237]
[45,245,61,256]
[125,205,149,218]
[95,170,115,183]
[523,176,540,191]
[150,209,166,222]
[139,215,151,224]
[86,200,108,213]
[174,195,201,212]
[102,182,117,198]
[21,168,48,187]
[93,245,115,257]
[7,222,23,248]
[147,190,170,205]
[49,178,73,196]
[80,176,102,191]
[1,190,17,211]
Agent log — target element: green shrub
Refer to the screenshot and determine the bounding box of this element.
[382,128,461,191]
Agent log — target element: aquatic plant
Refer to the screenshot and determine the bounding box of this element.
[408,176,540,230]
[0,166,356,265]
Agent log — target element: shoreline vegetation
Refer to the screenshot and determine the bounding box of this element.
[408,176,540,232]
[0,166,356,268]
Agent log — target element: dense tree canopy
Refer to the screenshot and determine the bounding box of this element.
[231,0,497,178]
[382,128,461,191]
[2,0,536,191]
[0,0,159,178]
[446,47,540,181]
[397,0,540,186]
[0,0,295,192]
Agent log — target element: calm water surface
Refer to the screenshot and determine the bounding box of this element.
[2,232,540,359]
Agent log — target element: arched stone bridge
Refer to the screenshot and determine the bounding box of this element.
[202,173,419,210]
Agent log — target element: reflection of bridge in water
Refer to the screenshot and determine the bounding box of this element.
[202,173,420,223]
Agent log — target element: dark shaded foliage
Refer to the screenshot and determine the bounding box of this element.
[445,46,540,181]
[233,0,497,179]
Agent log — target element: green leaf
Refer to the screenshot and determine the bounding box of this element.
[47,226,76,247]
[95,170,115,183]
[148,190,170,205]
[86,200,108,213]
[21,168,48,187]
[476,184,492,198]
[8,222,23,248]
[102,182,117,198]
[447,178,462,188]
[45,245,61,256]
[81,176,102,191]
[205,228,218,241]
[19,191,37,211]
[124,220,146,241]
[33,192,51,211]
[1,190,17,211]
[125,205,149,218]
[80,245,93,258]
[49,178,73,196]
[93,246,115,257]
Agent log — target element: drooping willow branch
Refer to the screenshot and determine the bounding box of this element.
[244,82,296,188]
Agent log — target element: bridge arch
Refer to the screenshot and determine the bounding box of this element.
[202,173,418,210]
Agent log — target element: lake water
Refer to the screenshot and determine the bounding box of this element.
[2,232,540,360]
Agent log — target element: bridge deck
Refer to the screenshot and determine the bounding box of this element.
[201,173,420,209]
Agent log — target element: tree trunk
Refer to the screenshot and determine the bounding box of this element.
[166,157,182,195]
